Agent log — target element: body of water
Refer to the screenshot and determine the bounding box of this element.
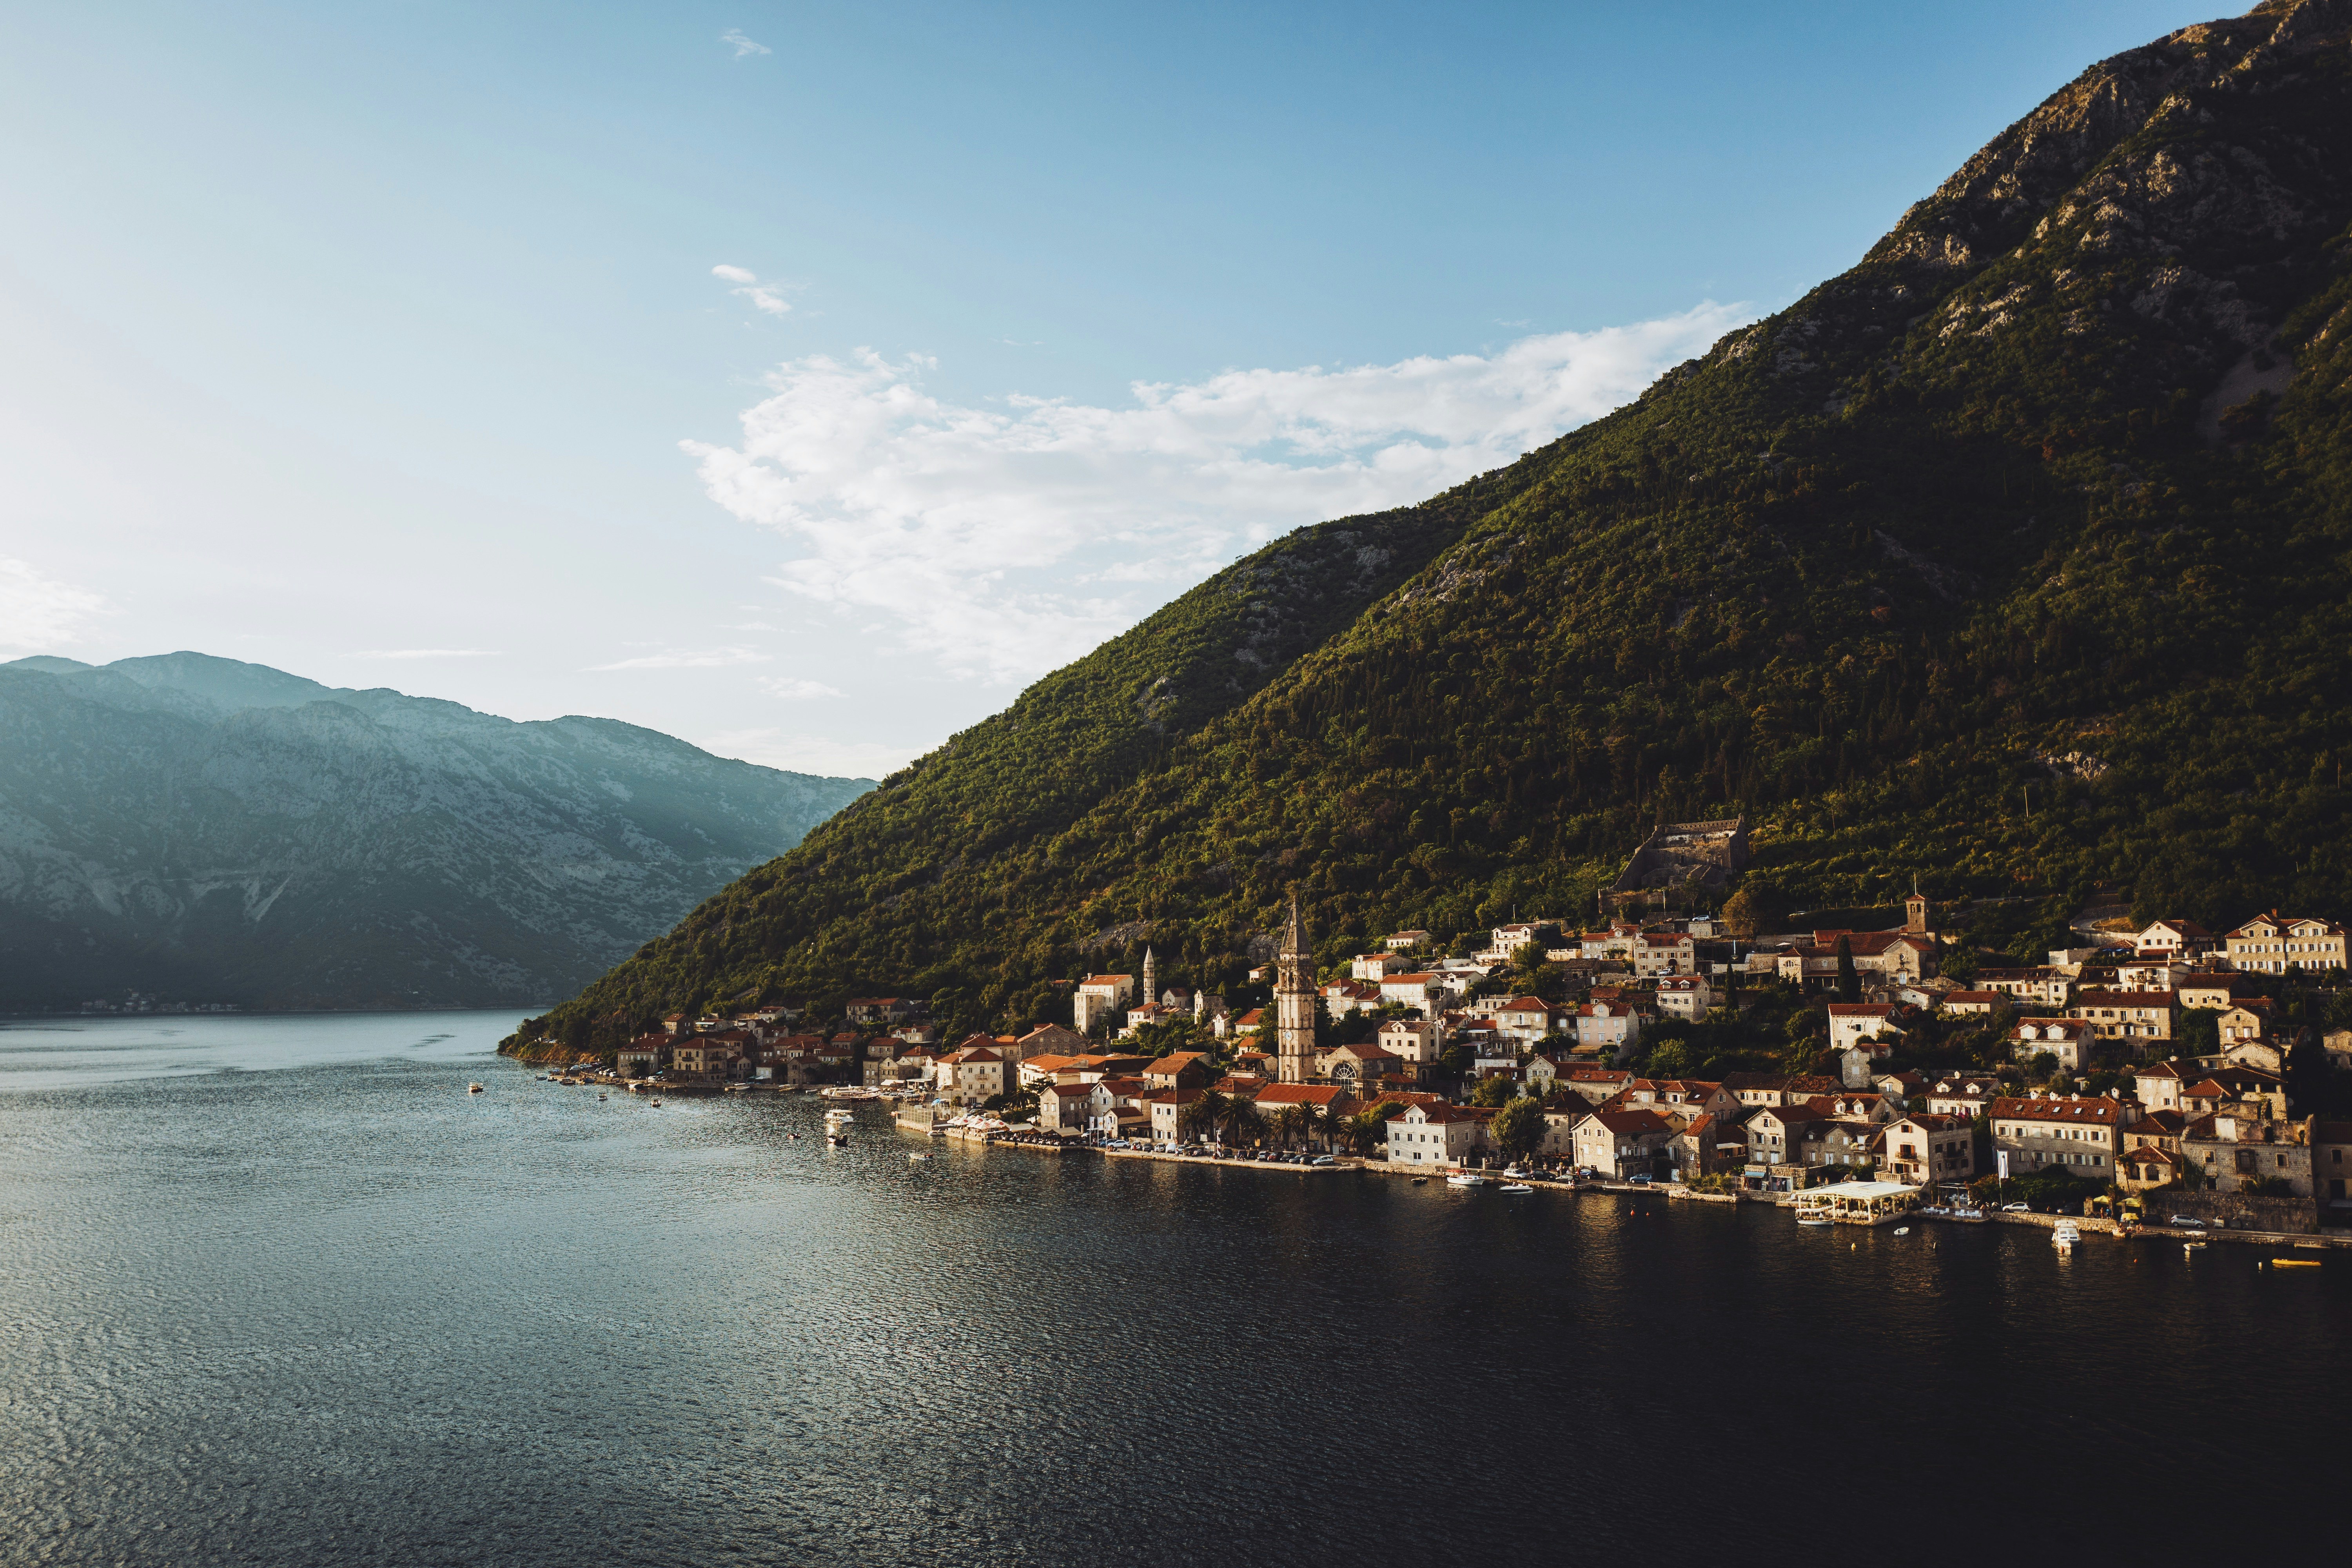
[1,1011,2343,1566]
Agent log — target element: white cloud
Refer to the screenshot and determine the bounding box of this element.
[349,647,500,659]
[758,675,843,699]
[703,726,907,779]
[0,557,107,649]
[589,646,771,671]
[720,28,770,58]
[682,303,1751,684]
[711,263,792,318]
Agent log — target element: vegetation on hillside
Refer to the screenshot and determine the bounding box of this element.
[515,2,2352,1055]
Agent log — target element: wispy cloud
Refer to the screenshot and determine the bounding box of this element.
[590,646,772,671]
[349,648,500,659]
[703,726,906,779]
[682,303,1751,684]
[758,675,843,699]
[0,557,107,649]
[712,263,792,318]
[720,28,771,58]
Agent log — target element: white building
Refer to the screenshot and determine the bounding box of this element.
[1655,974,1712,1020]
[1386,1102,1486,1168]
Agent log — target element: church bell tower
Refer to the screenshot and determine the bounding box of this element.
[1275,893,1315,1084]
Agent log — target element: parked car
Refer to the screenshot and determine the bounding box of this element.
[2171,1214,2206,1229]
[2001,1201,2032,1212]
[1627,1173,1653,1185]
[1310,1155,1336,1167]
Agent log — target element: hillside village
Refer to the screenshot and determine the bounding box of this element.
[599,831,2352,1236]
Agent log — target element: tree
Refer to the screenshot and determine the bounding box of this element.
[1220,1095,1264,1147]
[1720,887,1760,940]
[1490,1095,1547,1161]
[2174,1007,2220,1060]
[1178,1090,1227,1143]
[1470,1074,1517,1108]
[2286,1025,2330,1115]
[1270,1103,1307,1149]
[1835,935,1859,1004]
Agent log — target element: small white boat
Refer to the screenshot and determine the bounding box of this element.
[908,1152,928,1161]
[1445,1172,1488,1188]
[1797,1216,1833,1227]
[2183,1239,2206,1253]
[1499,1183,1534,1194]
[467,1082,484,1094]
[2052,1223,2081,1249]
[598,1093,608,1101]
[649,1098,663,1107]
[1893,1226,1910,1235]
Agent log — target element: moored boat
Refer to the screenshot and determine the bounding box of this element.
[467,1082,484,1094]
[1445,1172,1487,1188]
[1499,1182,1534,1193]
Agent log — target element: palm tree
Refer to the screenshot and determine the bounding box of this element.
[1178,1090,1227,1145]
[1271,1104,1307,1150]
[1221,1095,1264,1149]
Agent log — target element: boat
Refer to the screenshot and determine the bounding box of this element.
[598,1093,608,1101]
[1499,1183,1534,1194]
[908,1152,929,1161]
[1893,1226,1911,1236]
[649,1098,663,1107]
[2271,1258,2320,1269]
[1411,1177,1427,1185]
[1445,1172,1488,1188]
[467,1082,484,1094]
[2052,1222,2081,1249]
[827,1134,848,1147]
[2183,1239,2206,1252]
[1797,1216,1834,1227]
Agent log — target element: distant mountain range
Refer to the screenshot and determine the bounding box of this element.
[523,0,2352,1053]
[0,653,872,1011]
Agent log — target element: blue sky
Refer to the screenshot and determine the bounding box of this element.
[0,0,2216,777]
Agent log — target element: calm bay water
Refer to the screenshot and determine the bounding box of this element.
[1,1011,2344,1566]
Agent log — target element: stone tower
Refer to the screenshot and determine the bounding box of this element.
[1142,947,1158,1009]
[1275,893,1316,1084]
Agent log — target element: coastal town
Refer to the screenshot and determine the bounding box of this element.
[566,819,2352,1246]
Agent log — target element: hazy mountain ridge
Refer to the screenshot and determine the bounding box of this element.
[512,0,2352,1049]
[0,654,874,1010]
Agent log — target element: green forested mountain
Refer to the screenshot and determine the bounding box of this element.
[523,0,2352,1052]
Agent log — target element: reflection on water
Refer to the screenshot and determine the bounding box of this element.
[0,1013,2342,1566]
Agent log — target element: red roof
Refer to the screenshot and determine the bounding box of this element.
[1990,1094,2122,1125]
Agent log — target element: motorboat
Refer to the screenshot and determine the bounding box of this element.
[467,1082,484,1094]
[2271,1256,2320,1269]
[1411,1177,1427,1185]
[1445,1172,1488,1188]
[1499,1182,1534,1194]
[2183,1239,2207,1252]
[598,1093,608,1101]
[649,1098,663,1108]
[908,1152,929,1161]
[2051,1222,2082,1249]
[1796,1216,1834,1227]
[1893,1226,1911,1235]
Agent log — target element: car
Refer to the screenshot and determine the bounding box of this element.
[1627,1173,1653,1185]
[2001,1201,2032,1212]
[2170,1214,2206,1229]
[1310,1155,1336,1167]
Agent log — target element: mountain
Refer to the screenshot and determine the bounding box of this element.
[523,0,2352,1053]
[0,653,873,1011]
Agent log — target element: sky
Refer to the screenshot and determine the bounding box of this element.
[0,0,2221,779]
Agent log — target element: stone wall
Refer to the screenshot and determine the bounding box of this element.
[2144,1191,2316,1235]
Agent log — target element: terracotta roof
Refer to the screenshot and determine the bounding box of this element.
[1989,1094,2122,1126]
[1827,1004,1896,1017]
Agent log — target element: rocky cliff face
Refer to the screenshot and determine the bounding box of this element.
[0,654,873,1010]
